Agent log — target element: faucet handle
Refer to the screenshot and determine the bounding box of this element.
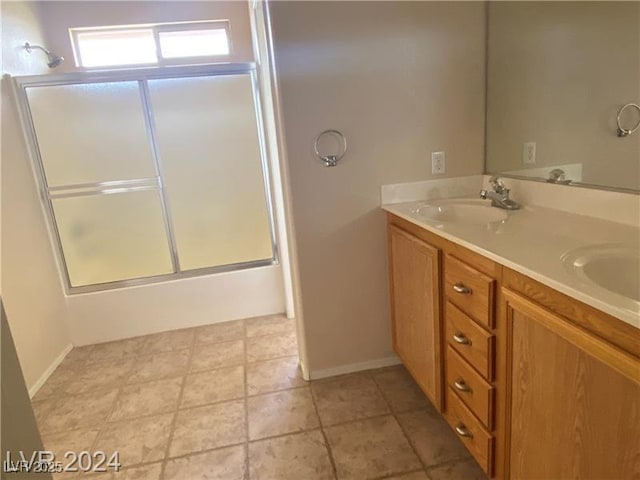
[489,176,506,194]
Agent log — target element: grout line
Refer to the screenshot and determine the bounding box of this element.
[243,319,251,480]
[367,370,432,476]
[423,455,477,475]
[308,387,339,480]
[158,329,199,480]
[247,383,308,398]
[371,469,427,480]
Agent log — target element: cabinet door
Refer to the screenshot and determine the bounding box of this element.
[388,225,441,408]
[504,289,640,479]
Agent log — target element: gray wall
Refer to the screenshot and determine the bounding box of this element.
[270,1,486,375]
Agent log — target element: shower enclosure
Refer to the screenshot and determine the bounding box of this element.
[12,64,277,293]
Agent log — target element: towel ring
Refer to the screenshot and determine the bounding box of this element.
[314,129,347,167]
[617,103,640,137]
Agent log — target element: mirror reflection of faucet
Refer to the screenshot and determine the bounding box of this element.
[479,176,521,210]
[547,168,572,185]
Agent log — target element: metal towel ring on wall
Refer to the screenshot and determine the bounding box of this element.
[616,103,640,137]
[313,129,347,167]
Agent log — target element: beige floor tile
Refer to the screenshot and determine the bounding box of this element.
[63,359,134,395]
[325,415,421,480]
[39,388,119,434]
[64,345,93,363]
[195,320,244,345]
[246,331,297,363]
[247,356,306,396]
[32,397,57,428]
[169,399,246,457]
[248,388,319,440]
[189,340,244,372]
[42,426,99,456]
[372,367,431,413]
[249,430,334,480]
[85,337,146,365]
[396,409,469,467]
[86,462,162,479]
[428,459,487,480]
[246,314,295,338]
[164,445,246,480]
[94,413,174,467]
[140,328,195,355]
[109,377,183,422]
[34,348,98,400]
[311,374,390,426]
[181,365,245,409]
[387,471,429,480]
[127,349,190,383]
[42,427,99,479]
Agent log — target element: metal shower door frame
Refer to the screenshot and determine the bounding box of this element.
[10,63,279,294]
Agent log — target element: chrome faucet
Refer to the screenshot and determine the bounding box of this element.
[480,176,520,210]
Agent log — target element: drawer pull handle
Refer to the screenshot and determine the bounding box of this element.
[453,282,472,294]
[455,423,473,438]
[453,332,471,345]
[454,379,472,393]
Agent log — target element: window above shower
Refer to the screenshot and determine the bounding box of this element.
[70,21,231,69]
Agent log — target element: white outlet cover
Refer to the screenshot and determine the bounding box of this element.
[431,151,446,175]
[522,142,536,165]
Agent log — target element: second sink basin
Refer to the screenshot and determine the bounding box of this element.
[410,198,508,225]
[562,244,640,303]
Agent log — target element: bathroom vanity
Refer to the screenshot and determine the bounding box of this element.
[384,198,640,479]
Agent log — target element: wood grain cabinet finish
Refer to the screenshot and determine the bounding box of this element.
[503,289,640,480]
[445,387,495,475]
[445,255,496,329]
[386,212,640,480]
[445,301,495,380]
[446,346,495,430]
[388,224,442,409]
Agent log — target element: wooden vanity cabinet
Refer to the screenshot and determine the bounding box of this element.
[387,214,500,475]
[501,279,640,480]
[387,212,640,480]
[388,224,442,409]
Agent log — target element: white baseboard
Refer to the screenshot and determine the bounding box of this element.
[308,355,401,381]
[28,343,73,399]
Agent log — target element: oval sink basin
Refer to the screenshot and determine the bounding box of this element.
[410,199,508,225]
[562,244,640,302]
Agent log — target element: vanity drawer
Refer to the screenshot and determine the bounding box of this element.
[445,255,495,328]
[445,302,495,380]
[446,387,494,476]
[446,346,494,430]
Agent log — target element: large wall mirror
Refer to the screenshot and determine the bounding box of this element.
[485,2,640,193]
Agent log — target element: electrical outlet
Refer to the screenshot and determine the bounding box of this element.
[522,142,536,165]
[431,151,446,175]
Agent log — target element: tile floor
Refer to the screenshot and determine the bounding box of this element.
[32,314,486,480]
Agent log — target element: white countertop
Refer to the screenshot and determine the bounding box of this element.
[383,198,640,329]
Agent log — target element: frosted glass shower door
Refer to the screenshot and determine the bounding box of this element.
[25,80,174,288]
[53,190,174,287]
[26,82,157,186]
[148,74,274,270]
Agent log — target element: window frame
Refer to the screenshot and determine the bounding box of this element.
[11,63,278,295]
[70,20,234,70]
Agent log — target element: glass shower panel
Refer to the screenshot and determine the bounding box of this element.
[52,190,173,286]
[148,75,273,270]
[26,82,156,187]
